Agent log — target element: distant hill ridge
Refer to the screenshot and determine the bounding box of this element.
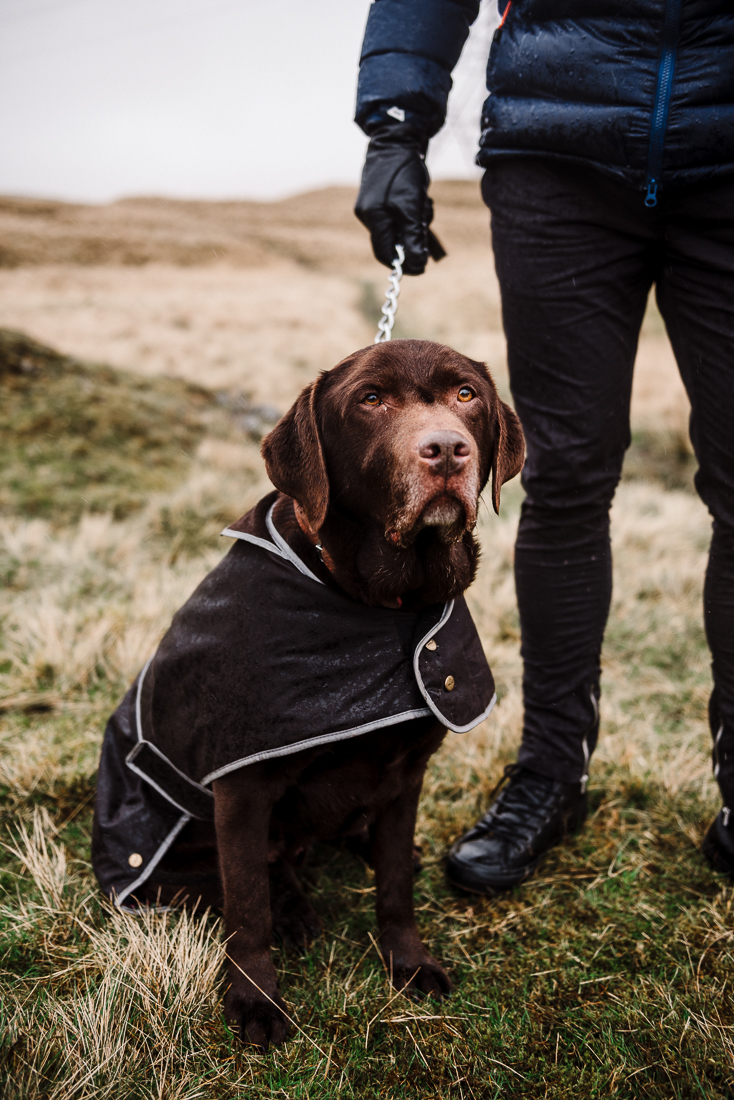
[0,182,485,270]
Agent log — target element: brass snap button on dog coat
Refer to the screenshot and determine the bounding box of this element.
[92,491,496,909]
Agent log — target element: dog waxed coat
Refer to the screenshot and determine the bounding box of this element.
[92,491,496,907]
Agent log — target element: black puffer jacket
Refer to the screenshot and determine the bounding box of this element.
[356,0,734,200]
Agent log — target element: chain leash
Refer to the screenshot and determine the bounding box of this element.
[374,244,405,343]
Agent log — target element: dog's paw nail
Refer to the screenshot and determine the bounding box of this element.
[394,959,452,1000]
[242,1014,290,1052]
[225,985,291,1051]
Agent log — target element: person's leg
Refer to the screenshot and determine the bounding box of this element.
[493,159,661,780]
[653,178,734,870]
[496,164,660,785]
[448,158,656,894]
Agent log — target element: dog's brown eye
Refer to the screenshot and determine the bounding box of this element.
[362,393,381,406]
[458,386,474,402]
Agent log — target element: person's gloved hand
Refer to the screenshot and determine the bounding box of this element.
[355,123,446,275]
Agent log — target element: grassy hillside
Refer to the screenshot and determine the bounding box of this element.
[0,328,218,521]
[0,326,280,530]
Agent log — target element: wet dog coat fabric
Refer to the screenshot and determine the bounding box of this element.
[92,492,496,906]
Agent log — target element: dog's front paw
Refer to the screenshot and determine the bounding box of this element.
[382,940,452,1000]
[396,956,451,999]
[224,962,290,1051]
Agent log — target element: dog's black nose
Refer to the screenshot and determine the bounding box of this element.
[418,431,471,475]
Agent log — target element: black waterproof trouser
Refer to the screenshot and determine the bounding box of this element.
[482,159,734,801]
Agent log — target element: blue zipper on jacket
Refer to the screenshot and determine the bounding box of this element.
[644,0,682,207]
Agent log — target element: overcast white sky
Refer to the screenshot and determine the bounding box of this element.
[0,0,498,203]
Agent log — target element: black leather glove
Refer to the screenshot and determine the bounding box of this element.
[355,123,446,275]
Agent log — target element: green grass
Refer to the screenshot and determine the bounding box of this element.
[0,332,731,1098]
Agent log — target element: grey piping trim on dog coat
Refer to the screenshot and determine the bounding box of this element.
[219,507,493,735]
[265,502,324,585]
[221,513,491,737]
[219,527,286,559]
[202,708,434,784]
[221,502,324,586]
[412,601,497,733]
[114,811,192,909]
[125,654,215,812]
[126,741,215,812]
[135,654,154,742]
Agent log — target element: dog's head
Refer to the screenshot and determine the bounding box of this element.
[262,340,524,607]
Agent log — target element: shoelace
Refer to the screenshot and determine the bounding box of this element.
[475,764,557,846]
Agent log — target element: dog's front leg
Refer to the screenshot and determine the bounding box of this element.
[213,766,289,1051]
[371,762,451,999]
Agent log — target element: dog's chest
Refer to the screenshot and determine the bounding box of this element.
[271,718,445,841]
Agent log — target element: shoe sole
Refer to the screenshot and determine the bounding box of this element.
[446,856,541,897]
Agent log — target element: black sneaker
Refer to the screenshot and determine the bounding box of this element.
[446,764,587,896]
[702,807,734,879]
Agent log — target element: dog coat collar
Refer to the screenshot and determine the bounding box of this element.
[92,492,496,907]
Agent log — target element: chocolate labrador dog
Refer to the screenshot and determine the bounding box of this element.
[92,339,524,1051]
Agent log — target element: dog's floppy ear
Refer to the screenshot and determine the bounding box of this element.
[261,381,329,532]
[491,399,525,514]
